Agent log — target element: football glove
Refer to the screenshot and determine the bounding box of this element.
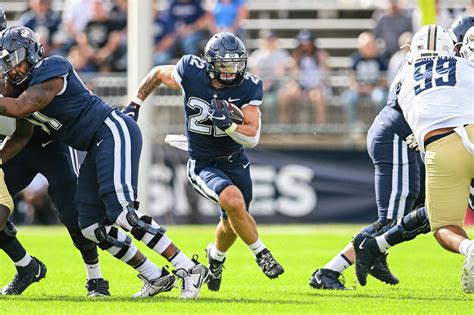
[209,99,234,131]
[405,133,420,151]
[122,101,141,121]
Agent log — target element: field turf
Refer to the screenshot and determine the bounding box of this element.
[0,225,472,314]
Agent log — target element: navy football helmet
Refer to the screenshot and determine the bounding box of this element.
[0,7,6,31]
[204,32,247,86]
[448,16,474,44]
[0,26,43,85]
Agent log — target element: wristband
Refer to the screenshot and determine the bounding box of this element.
[225,123,238,134]
[131,96,143,106]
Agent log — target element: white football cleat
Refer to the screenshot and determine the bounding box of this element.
[462,245,474,293]
[174,263,209,299]
[132,269,176,298]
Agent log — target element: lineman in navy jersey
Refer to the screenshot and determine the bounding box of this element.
[124,32,284,291]
[0,12,108,296]
[0,90,110,297]
[0,26,209,299]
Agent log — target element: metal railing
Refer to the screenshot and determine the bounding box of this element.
[83,72,383,147]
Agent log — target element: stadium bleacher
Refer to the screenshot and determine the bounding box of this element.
[1,0,471,148]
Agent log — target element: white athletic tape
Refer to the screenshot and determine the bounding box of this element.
[165,134,188,151]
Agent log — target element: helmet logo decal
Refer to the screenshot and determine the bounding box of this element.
[224,53,239,58]
[20,29,30,38]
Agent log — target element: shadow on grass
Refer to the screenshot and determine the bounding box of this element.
[3,290,469,304]
[300,291,470,302]
[0,294,318,305]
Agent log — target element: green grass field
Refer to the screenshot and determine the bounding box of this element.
[0,225,472,314]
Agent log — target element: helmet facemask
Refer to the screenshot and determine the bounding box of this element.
[460,28,474,65]
[0,27,43,85]
[0,47,32,85]
[207,55,247,86]
[204,32,248,87]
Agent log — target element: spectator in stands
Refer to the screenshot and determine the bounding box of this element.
[61,0,92,42]
[278,30,329,124]
[248,31,290,123]
[166,0,210,57]
[373,0,412,58]
[342,31,388,128]
[77,0,126,72]
[208,0,248,39]
[108,0,128,71]
[153,10,176,65]
[19,0,61,55]
[387,31,411,83]
[67,45,96,72]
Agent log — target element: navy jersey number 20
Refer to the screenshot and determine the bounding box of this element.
[413,56,457,95]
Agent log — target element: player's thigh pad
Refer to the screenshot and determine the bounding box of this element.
[2,146,37,196]
[186,159,230,205]
[76,154,108,229]
[43,147,80,228]
[94,110,142,223]
[369,129,420,221]
[0,169,13,212]
[220,159,253,210]
[425,129,474,231]
[187,157,253,218]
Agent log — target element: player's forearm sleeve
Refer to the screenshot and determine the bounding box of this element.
[225,118,261,148]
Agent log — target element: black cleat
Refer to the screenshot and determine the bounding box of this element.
[309,268,348,290]
[369,253,399,285]
[256,249,284,279]
[86,278,111,297]
[2,256,47,295]
[205,243,225,291]
[353,234,380,286]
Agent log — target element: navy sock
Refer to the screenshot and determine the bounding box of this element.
[0,236,27,262]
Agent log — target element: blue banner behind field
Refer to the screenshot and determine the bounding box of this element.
[148,146,377,224]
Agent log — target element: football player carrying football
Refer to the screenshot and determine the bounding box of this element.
[124,32,284,291]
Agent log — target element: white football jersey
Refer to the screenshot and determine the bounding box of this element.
[397,56,474,152]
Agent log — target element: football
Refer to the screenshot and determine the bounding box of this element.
[214,100,245,125]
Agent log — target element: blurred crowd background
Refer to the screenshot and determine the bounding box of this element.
[2,0,473,224]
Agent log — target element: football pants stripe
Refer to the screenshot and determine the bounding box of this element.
[110,111,134,202]
[104,115,133,208]
[186,159,219,204]
[396,140,410,220]
[387,134,410,220]
[68,146,79,176]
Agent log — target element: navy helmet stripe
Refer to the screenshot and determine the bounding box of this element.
[433,25,438,51]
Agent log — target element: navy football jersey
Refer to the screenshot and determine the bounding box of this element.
[24,56,114,150]
[172,54,263,159]
[378,61,412,140]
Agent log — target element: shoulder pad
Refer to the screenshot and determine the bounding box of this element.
[29,55,71,87]
[175,54,206,85]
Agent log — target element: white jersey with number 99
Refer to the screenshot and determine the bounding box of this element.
[397,56,474,152]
